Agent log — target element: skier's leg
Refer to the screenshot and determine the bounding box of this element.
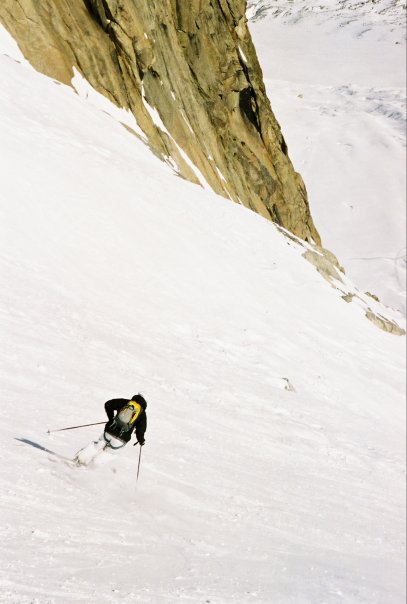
[73,433,107,465]
[93,434,126,466]
[105,434,127,451]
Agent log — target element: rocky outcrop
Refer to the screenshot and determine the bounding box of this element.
[365,310,406,336]
[0,0,320,243]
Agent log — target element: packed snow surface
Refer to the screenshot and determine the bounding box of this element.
[0,25,406,604]
[248,0,406,314]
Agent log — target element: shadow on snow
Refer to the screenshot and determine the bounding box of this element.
[14,437,71,462]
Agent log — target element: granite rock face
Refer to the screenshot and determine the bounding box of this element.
[0,0,320,243]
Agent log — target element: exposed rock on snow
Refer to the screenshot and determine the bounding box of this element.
[365,309,406,335]
[303,248,345,284]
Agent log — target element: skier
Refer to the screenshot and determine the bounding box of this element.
[73,394,147,466]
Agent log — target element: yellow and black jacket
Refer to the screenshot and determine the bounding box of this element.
[104,395,147,444]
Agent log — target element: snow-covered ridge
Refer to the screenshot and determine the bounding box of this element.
[247,0,407,29]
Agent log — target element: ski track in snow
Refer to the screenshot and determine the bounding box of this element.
[0,23,405,604]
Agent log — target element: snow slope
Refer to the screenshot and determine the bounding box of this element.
[0,26,406,604]
[248,0,406,314]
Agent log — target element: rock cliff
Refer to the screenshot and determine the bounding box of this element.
[0,0,320,243]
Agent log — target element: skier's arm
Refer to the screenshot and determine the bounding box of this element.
[104,398,128,422]
[135,413,147,445]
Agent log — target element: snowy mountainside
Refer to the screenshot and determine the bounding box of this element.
[248,0,406,315]
[0,26,406,604]
[247,0,406,27]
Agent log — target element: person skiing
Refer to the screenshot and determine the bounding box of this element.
[73,394,147,466]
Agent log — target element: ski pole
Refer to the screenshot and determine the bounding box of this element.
[47,421,106,434]
[136,445,142,482]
